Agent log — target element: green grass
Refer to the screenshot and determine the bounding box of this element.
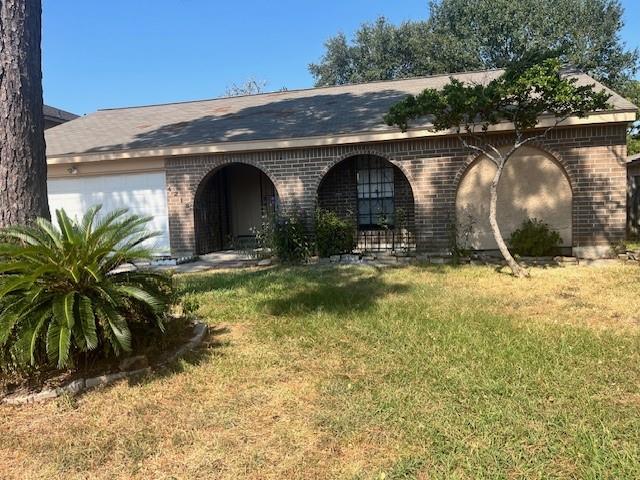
[1,263,640,479]
[625,240,640,252]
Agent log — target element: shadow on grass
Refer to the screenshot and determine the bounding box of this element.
[126,325,230,387]
[178,264,412,316]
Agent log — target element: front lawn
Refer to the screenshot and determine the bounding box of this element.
[1,263,639,479]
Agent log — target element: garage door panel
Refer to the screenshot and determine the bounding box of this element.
[48,172,170,254]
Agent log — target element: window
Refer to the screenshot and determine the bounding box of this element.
[356,157,395,228]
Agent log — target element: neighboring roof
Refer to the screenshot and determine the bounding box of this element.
[628,153,640,166]
[43,105,79,124]
[46,69,637,160]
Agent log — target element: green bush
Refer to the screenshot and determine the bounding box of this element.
[272,210,311,263]
[315,209,356,257]
[0,206,172,371]
[509,218,562,257]
[253,214,275,258]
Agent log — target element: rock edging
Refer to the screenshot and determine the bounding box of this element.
[1,322,208,406]
[618,250,640,265]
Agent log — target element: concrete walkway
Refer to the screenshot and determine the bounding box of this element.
[157,251,259,274]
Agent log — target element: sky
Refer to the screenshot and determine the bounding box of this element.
[42,0,640,115]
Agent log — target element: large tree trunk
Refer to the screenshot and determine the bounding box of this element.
[0,0,49,228]
[489,158,529,278]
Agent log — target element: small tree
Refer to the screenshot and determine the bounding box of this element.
[224,77,288,97]
[384,54,611,277]
[224,77,268,97]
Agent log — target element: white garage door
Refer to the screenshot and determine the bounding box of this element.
[47,172,171,254]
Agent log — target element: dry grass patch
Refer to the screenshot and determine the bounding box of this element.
[1,263,639,479]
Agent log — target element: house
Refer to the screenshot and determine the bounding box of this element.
[628,153,640,238]
[45,69,636,258]
[43,105,78,129]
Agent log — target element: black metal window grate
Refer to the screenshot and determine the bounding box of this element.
[356,157,394,228]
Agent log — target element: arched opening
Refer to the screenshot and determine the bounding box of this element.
[317,154,416,252]
[194,163,277,255]
[456,146,573,251]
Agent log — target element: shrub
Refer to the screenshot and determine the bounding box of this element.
[447,213,475,261]
[253,214,276,258]
[0,206,172,371]
[509,218,562,257]
[272,211,311,263]
[315,209,356,257]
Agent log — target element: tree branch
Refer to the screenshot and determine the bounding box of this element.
[515,114,571,149]
[456,134,501,165]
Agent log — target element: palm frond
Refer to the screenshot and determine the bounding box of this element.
[52,293,76,330]
[116,285,166,313]
[46,320,72,368]
[75,295,98,351]
[56,209,82,245]
[96,304,131,354]
[13,305,51,366]
[0,205,173,372]
[35,217,64,249]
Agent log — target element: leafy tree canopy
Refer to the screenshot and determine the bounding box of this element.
[384,55,612,135]
[309,0,638,91]
[620,79,640,154]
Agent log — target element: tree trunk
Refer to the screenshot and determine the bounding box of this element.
[0,0,49,228]
[489,158,529,278]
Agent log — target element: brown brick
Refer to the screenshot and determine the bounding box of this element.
[165,124,628,255]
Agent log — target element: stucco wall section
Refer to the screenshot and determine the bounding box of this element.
[457,146,573,249]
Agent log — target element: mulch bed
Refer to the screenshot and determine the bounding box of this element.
[0,315,197,400]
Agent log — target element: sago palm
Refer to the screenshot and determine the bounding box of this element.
[0,206,172,369]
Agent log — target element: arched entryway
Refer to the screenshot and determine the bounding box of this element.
[456,145,573,251]
[317,154,416,252]
[194,163,277,255]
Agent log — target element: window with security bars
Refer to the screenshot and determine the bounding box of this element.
[356,157,395,228]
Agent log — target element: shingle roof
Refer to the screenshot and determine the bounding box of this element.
[43,105,78,123]
[45,69,636,158]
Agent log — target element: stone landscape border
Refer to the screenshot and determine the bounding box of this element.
[316,252,583,267]
[1,322,208,406]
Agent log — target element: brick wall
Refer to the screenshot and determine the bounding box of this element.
[628,162,640,237]
[165,124,628,257]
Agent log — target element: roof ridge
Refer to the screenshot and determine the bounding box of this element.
[97,68,506,112]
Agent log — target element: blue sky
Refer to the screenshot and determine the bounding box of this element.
[42,0,640,115]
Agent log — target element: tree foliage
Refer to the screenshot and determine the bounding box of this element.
[385,55,611,277]
[309,0,638,91]
[385,55,612,133]
[0,206,172,370]
[620,79,640,155]
[224,77,288,97]
[309,19,432,86]
[224,77,268,97]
